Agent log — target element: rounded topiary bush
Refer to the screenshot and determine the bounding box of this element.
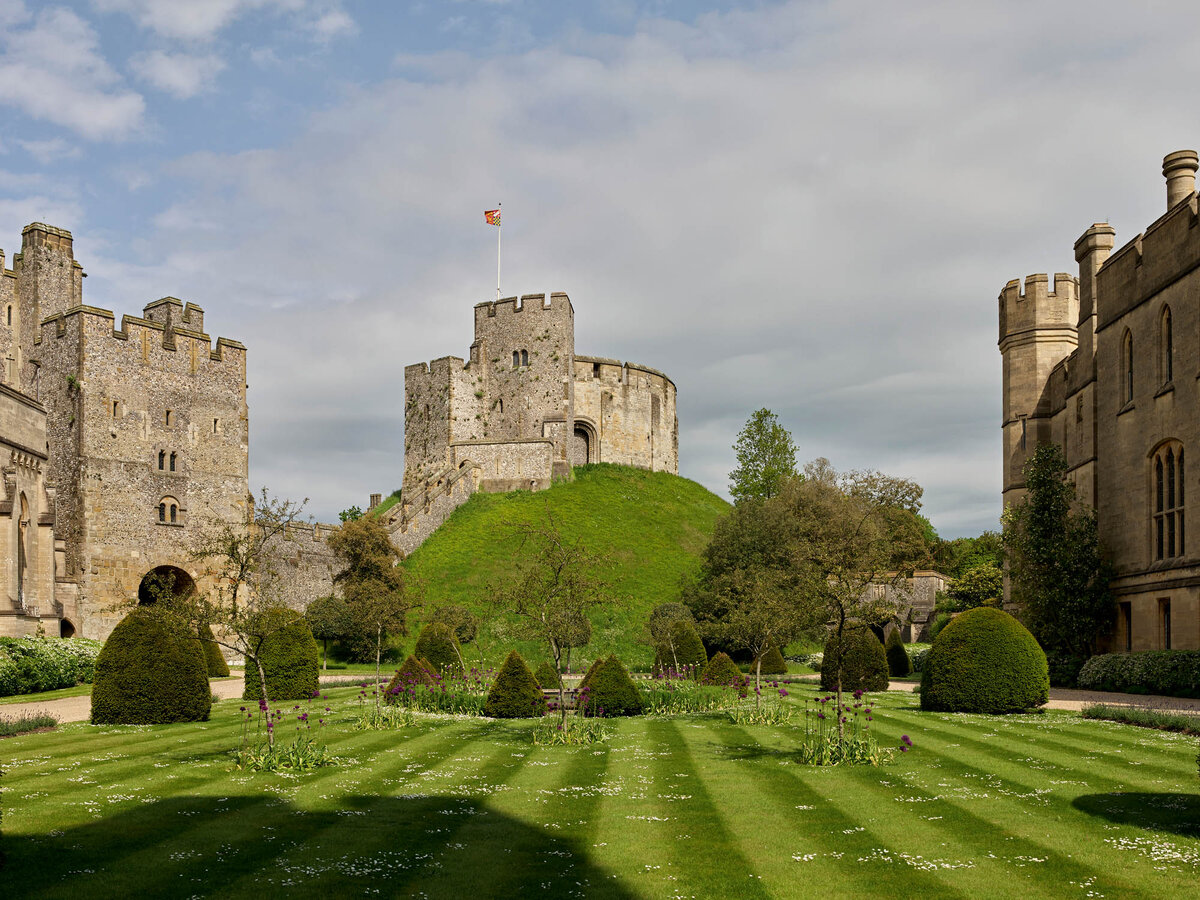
[384,654,436,703]
[198,623,230,678]
[534,660,561,690]
[700,651,745,688]
[414,622,463,676]
[820,628,889,693]
[242,610,320,703]
[754,645,787,676]
[91,608,211,725]
[884,629,912,677]
[484,651,547,718]
[920,607,1049,713]
[578,655,643,717]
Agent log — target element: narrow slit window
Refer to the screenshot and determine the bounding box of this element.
[158,503,166,522]
[165,410,172,426]
[512,351,519,368]
[158,450,165,470]
[213,418,218,433]
[521,350,529,367]
[170,504,177,524]
[169,452,176,473]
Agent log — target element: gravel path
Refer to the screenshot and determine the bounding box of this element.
[7,677,1200,725]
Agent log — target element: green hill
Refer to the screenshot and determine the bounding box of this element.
[400,463,730,671]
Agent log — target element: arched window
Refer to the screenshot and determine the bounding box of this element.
[158,496,180,525]
[1122,330,1134,405]
[169,452,176,472]
[1153,442,1185,560]
[1160,306,1173,385]
[513,350,519,368]
[158,502,166,522]
[158,450,165,470]
[170,503,177,524]
[521,350,529,367]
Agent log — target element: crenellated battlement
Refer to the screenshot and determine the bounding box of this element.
[1096,193,1200,332]
[998,273,1079,347]
[39,304,245,365]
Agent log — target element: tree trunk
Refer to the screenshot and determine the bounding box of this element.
[375,623,382,714]
[755,655,762,711]
[253,655,273,748]
[322,638,328,671]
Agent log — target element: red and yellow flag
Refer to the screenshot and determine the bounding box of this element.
[484,208,501,226]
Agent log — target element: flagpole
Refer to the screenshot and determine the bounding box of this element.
[496,202,502,301]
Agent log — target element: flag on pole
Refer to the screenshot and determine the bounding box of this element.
[484,208,501,226]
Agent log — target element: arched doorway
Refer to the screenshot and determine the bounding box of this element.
[571,427,590,466]
[60,619,76,638]
[137,565,197,605]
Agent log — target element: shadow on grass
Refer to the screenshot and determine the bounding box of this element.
[1072,792,1200,839]
[5,793,637,899]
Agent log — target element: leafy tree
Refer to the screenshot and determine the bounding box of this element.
[305,595,351,671]
[941,563,1004,612]
[327,516,421,707]
[934,531,1004,578]
[431,604,478,650]
[490,507,616,722]
[151,489,311,748]
[339,506,363,523]
[645,602,694,670]
[728,408,798,503]
[1003,443,1114,666]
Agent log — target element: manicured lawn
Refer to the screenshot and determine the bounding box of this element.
[0,677,241,706]
[4,686,1199,898]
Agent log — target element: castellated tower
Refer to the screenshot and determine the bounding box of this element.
[393,291,677,555]
[0,223,249,640]
[998,272,1079,508]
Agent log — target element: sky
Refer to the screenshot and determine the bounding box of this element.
[1,0,1198,535]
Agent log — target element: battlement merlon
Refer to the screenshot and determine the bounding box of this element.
[37,305,245,361]
[1073,224,1117,323]
[574,355,678,390]
[143,297,205,333]
[997,273,1079,348]
[472,291,574,330]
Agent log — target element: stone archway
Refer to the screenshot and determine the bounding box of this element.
[571,419,598,467]
[60,618,76,638]
[137,565,197,606]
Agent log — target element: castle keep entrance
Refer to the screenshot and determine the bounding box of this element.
[137,565,196,606]
[572,427,591,466]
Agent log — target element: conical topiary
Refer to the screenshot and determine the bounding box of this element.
[820,628,889,693]
[577,655,643,717]
[414,622,464,675]
[484,651,547,718]
[91,607,210,725]
[242,609,320,703]
[884,629,912,677]
[753,645,787,676]
[579,655,604,689]
[384,654,435,704]
[700,651,744,688]
[667,620,707,673]
[534,660,561,690]
[198,622,230,677]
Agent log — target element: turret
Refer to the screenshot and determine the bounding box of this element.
[15,223,83,324]
[998,273,1079,502]
[1163,150,1198,210]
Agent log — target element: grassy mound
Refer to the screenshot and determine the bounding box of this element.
[402,464,729,668]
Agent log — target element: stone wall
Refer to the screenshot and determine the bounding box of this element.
[573,356,678,472]
[266,522,338,611]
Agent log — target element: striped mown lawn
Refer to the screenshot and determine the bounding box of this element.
[3,686,1198,898]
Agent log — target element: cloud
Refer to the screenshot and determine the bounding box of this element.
[75,0,1200,533]
[131,49,225,97]
[17,137,81,163]
[0,7,144,140]
[93,0,355,43]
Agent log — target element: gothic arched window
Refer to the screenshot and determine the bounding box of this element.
[1153,442,1185,560]
[1122,329,1134,405]
[1160,306,1174,385]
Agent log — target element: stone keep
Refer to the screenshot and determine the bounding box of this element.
[999,150,1200,652]
[391,292,677,554]
[0,223,249,640]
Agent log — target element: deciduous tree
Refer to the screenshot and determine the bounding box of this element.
[728,408,798,503]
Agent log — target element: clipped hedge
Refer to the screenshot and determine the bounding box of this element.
[414,622,463,676]
[1077,651,1200,698]
[243,610,320,703]
[700,651,745,688]
[753,645,788,676]
[578,655,643,717]
[197,624,230,678]
[920,607,1048,713]
[884,630,912,677]
[534,661,561,690]
[484,651,546,718]
[384,655,436,703]
[91,608,210,725]
[656,620,708,674]
[820,628,889,693]
[0,636,103,697]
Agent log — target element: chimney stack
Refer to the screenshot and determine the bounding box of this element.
[1163,150,1198,209]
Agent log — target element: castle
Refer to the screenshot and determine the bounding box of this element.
[385,292,677,553]
[999,150,1200,652]
[0,224,250,641]
[1,234,678,639]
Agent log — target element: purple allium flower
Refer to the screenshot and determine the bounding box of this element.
[779,688,788,697]
[901,734,912,747]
